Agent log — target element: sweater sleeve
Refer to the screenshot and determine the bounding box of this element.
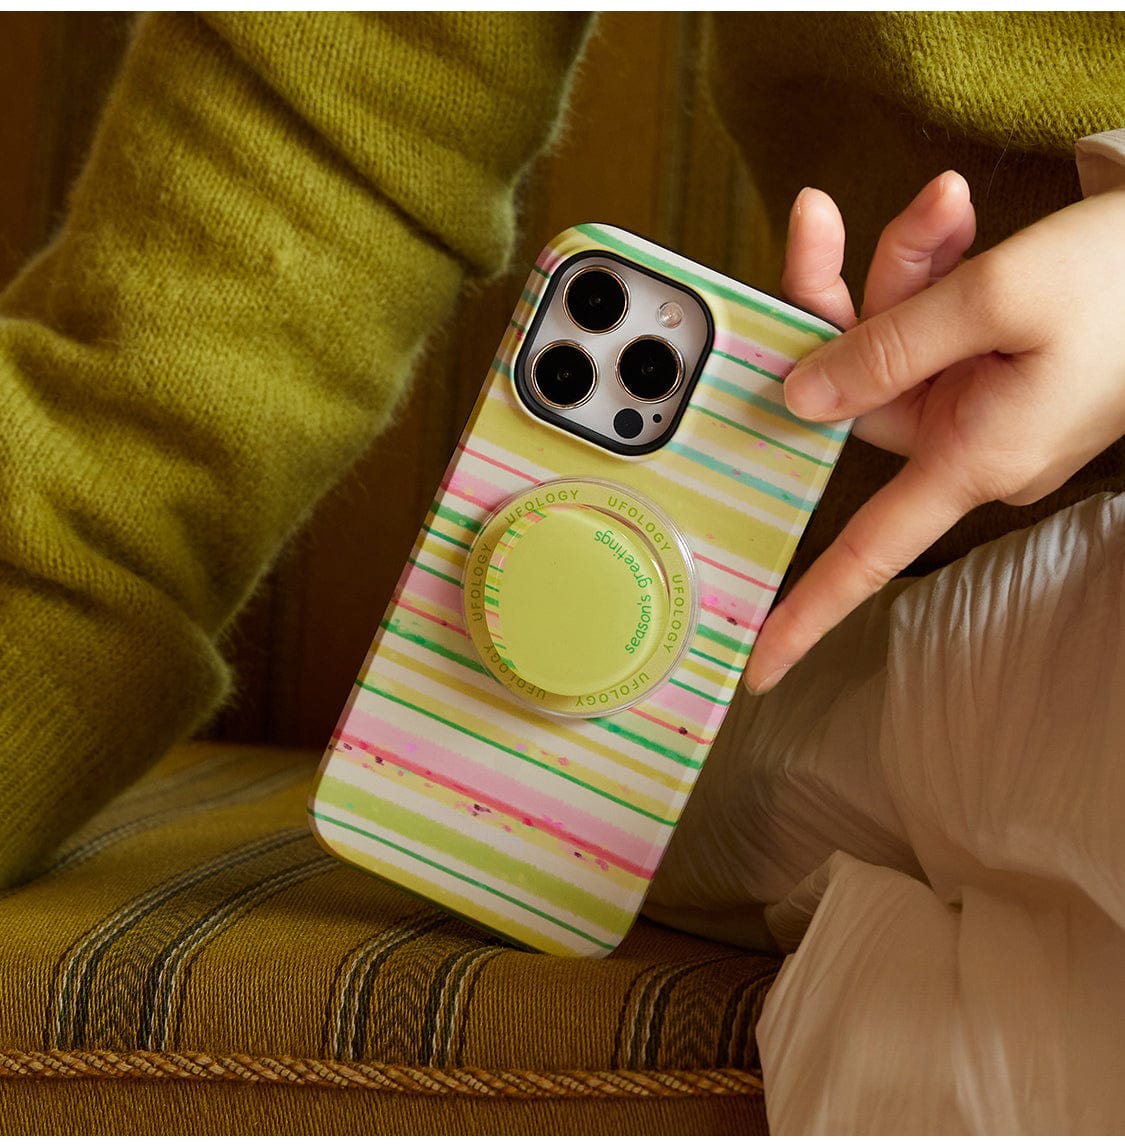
[0,12,591,885]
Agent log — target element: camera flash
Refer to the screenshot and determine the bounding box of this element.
[657,301,683,329]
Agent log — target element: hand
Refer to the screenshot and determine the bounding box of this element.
[745,177,1125,693]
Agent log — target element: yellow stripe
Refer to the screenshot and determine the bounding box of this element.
[682,414,825,490]
[680,655,739,692]
[417,531,472,569]
[319,776,643,935]
[717,299,826,363]
[651,436,820,532]
[373,638,693,803]
[396,586,464,630]
[369,640,691,811]
[324,752,645,899]
[693,385,838,468]
[388,599,722,772]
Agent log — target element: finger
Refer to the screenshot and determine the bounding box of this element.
[850,383,929,457]
[744,456,972,693]
[854,355,984,458]
[862,171,976,318]
[782,253,1021,423]
[930,195,977,281]
[780,187,857,330]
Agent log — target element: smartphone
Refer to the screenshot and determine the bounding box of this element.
[308,224,847,956]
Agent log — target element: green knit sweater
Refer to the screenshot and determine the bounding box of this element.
[1,12,1122,885]
[712,12,1125,286]
[0,13,592,883]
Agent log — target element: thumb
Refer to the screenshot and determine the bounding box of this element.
[782,259,1012,423]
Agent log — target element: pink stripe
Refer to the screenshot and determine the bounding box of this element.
[457,443,538,484]
[400,563,464,615]
[699,586,769,633]
[339,733,650,880]
[338,709,657,878]
[393,598,468,640]
[712,332,794,381]
[648,684,729,747]
[653,680,716,728]
[439,477,500,514]
[628,706,709,746]
[694,552,779,592]
[535,249,568,277]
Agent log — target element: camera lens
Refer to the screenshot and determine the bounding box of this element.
[617,336,683,402]
[564,268,628,333]
[531,341,596,408]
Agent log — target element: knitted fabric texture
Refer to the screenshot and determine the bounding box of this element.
[709,11,1125,286]
[0,12,591,885]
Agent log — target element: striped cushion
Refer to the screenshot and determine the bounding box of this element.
[0,743,775,1133]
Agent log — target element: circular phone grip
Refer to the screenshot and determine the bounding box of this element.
[462,478,697,718]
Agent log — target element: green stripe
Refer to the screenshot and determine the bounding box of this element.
[425,525,472,552]
[690,647,741,672]
[576,223,834,340]
[665,439,818,514]
[697,622,752,656]
[712,347,783,384]
[697,372,849,444]
[669,677,730,707]
[430,503,482,535]
[695,403,834,467]
[429,947,498,1061]
[312,809,616,952]
[318,775,631,934]
[519,279,548,308]
[589,716,700,770]
[355,681,677,826]
[381,617,487,676]
[408,558,463,589]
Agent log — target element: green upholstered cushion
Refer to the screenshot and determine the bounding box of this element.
[0,743,774,1133]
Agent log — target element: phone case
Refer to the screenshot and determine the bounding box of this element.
[309,224,847,956]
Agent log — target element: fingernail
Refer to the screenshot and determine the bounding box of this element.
[745,662,793,696]
[920,170,960,209]
[920,172,946,207]
[785,360,839,420]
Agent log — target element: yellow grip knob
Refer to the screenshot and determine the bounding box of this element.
[463,478,696,718]
[484,505,668,696]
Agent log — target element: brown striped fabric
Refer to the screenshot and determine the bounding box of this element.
[0,743,776,1133]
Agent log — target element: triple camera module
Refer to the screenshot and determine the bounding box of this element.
[515,254,712,456]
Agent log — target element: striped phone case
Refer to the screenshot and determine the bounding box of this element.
[309,224,847,956]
